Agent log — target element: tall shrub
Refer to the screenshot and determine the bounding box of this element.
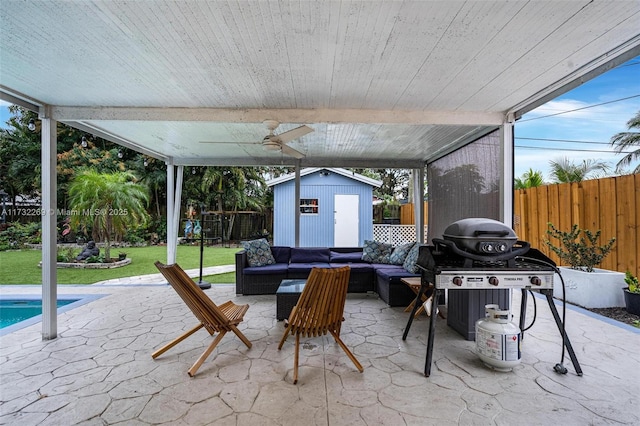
[68,169,149,260]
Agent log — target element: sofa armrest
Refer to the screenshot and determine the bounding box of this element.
[235,250,248,294]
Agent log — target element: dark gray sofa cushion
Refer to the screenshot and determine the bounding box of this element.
[270,246,291,264]
[375,265,418,280]
[290,247,330,263]
[375,265,420,306]
[287,262,332,274]
[330,251,366,263]
[330,262,373,272]
[244,263,289,275]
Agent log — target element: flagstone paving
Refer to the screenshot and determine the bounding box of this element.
[1,282,639,425]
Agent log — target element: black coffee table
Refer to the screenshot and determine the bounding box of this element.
[276,279,306,321]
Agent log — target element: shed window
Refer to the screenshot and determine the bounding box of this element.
[300,198,319,214]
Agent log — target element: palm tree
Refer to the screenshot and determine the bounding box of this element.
[135,156,166,217]
[200,167,268,240]
[610,110,640,173]
[514,168,545,189]
[548,157,610,183]
[68,169,149,261]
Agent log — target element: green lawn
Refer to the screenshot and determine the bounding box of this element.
[0,245,239,285]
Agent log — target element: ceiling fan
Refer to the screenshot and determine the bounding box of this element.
[201,120,314,159]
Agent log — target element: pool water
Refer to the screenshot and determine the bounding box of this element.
[0,299,79,328]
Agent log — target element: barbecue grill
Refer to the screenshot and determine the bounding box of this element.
[442,217,519,255]
[436,218,530,267]
[402,218,583,377]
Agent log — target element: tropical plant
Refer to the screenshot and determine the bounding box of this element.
[0,221,41,250]
[610,110,640,173]
[624,270,639,294]
[0,108,42,217]
[514,168,545,189]
[57,246,77,262]
[544,222,616,272]
[68,169,150,261]
[199,167,268,239]
[548,157,610,183]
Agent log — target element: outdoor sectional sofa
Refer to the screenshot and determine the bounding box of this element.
[235,245,421,307]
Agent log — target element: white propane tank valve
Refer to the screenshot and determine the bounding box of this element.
[475,304,522,371]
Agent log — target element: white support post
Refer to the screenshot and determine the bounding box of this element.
[166,163,175,264]
[413,167,425,243]
[500,120,514,228]
[294,163,301,247]
[41,107,57,340]
[166,164,183,264]
[172,165,184,259]
[501,119,515,313]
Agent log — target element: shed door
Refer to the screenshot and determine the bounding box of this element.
[334,194,359,247]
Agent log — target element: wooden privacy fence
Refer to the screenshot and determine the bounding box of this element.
[400,202,428,225]
[400,174,639,277]
[514,174,639,278]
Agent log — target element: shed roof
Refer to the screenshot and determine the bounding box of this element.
[1,1,639,168]
[266,168,382,188]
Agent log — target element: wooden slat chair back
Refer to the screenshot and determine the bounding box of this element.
[278,266,363,383]
[152,261,252,377]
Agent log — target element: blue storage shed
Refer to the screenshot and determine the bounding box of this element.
[267,168,382,247]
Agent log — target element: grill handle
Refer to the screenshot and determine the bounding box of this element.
[473,230,510,237]
[432,238,530,261]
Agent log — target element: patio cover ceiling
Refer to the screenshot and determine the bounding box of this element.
[1,1,640,169]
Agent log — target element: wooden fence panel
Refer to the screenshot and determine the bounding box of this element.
[547,184,561,234]
[399,202,428,225]
[635,174,640,275]
[599,178,617,271]
[580,179,600,230]
[514,175,638,277]
[616,174,636,273]
[530,186,543,251]
[558,183,572,233]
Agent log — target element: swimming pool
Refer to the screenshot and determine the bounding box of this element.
[0,299,78,327]
[0,294,106,336]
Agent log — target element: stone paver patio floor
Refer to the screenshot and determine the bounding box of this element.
[1,283,639,425]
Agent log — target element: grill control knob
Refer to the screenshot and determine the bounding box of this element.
[452,276,463,286]
[530,276,542,286]
[488,276,499,286]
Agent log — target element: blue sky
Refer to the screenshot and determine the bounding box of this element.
[514,56,640,180]
[2,56,639,181]
[0,100,10,125]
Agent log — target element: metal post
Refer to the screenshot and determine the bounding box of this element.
[41,108,57,340]
[197,206,211,289]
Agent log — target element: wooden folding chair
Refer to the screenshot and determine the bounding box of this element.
[278,266,363,384]
[152,261,252,377]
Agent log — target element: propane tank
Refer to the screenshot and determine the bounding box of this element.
[475,304,521,371]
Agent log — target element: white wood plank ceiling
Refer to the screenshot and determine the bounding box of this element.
[1,0,639,167]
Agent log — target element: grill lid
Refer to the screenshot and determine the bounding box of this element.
[442,218,517,255]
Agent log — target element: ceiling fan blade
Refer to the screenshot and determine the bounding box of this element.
[280,144,306,159]
[276,125,314,144]
[199,141,258,145]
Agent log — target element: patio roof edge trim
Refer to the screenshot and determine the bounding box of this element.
[509,37,640,120]
[51,107,505,126]
[66,121,169,162]
[0,87,43,112]
[177,157,425,169]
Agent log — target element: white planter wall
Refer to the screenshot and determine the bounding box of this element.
[553,267,625,308]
